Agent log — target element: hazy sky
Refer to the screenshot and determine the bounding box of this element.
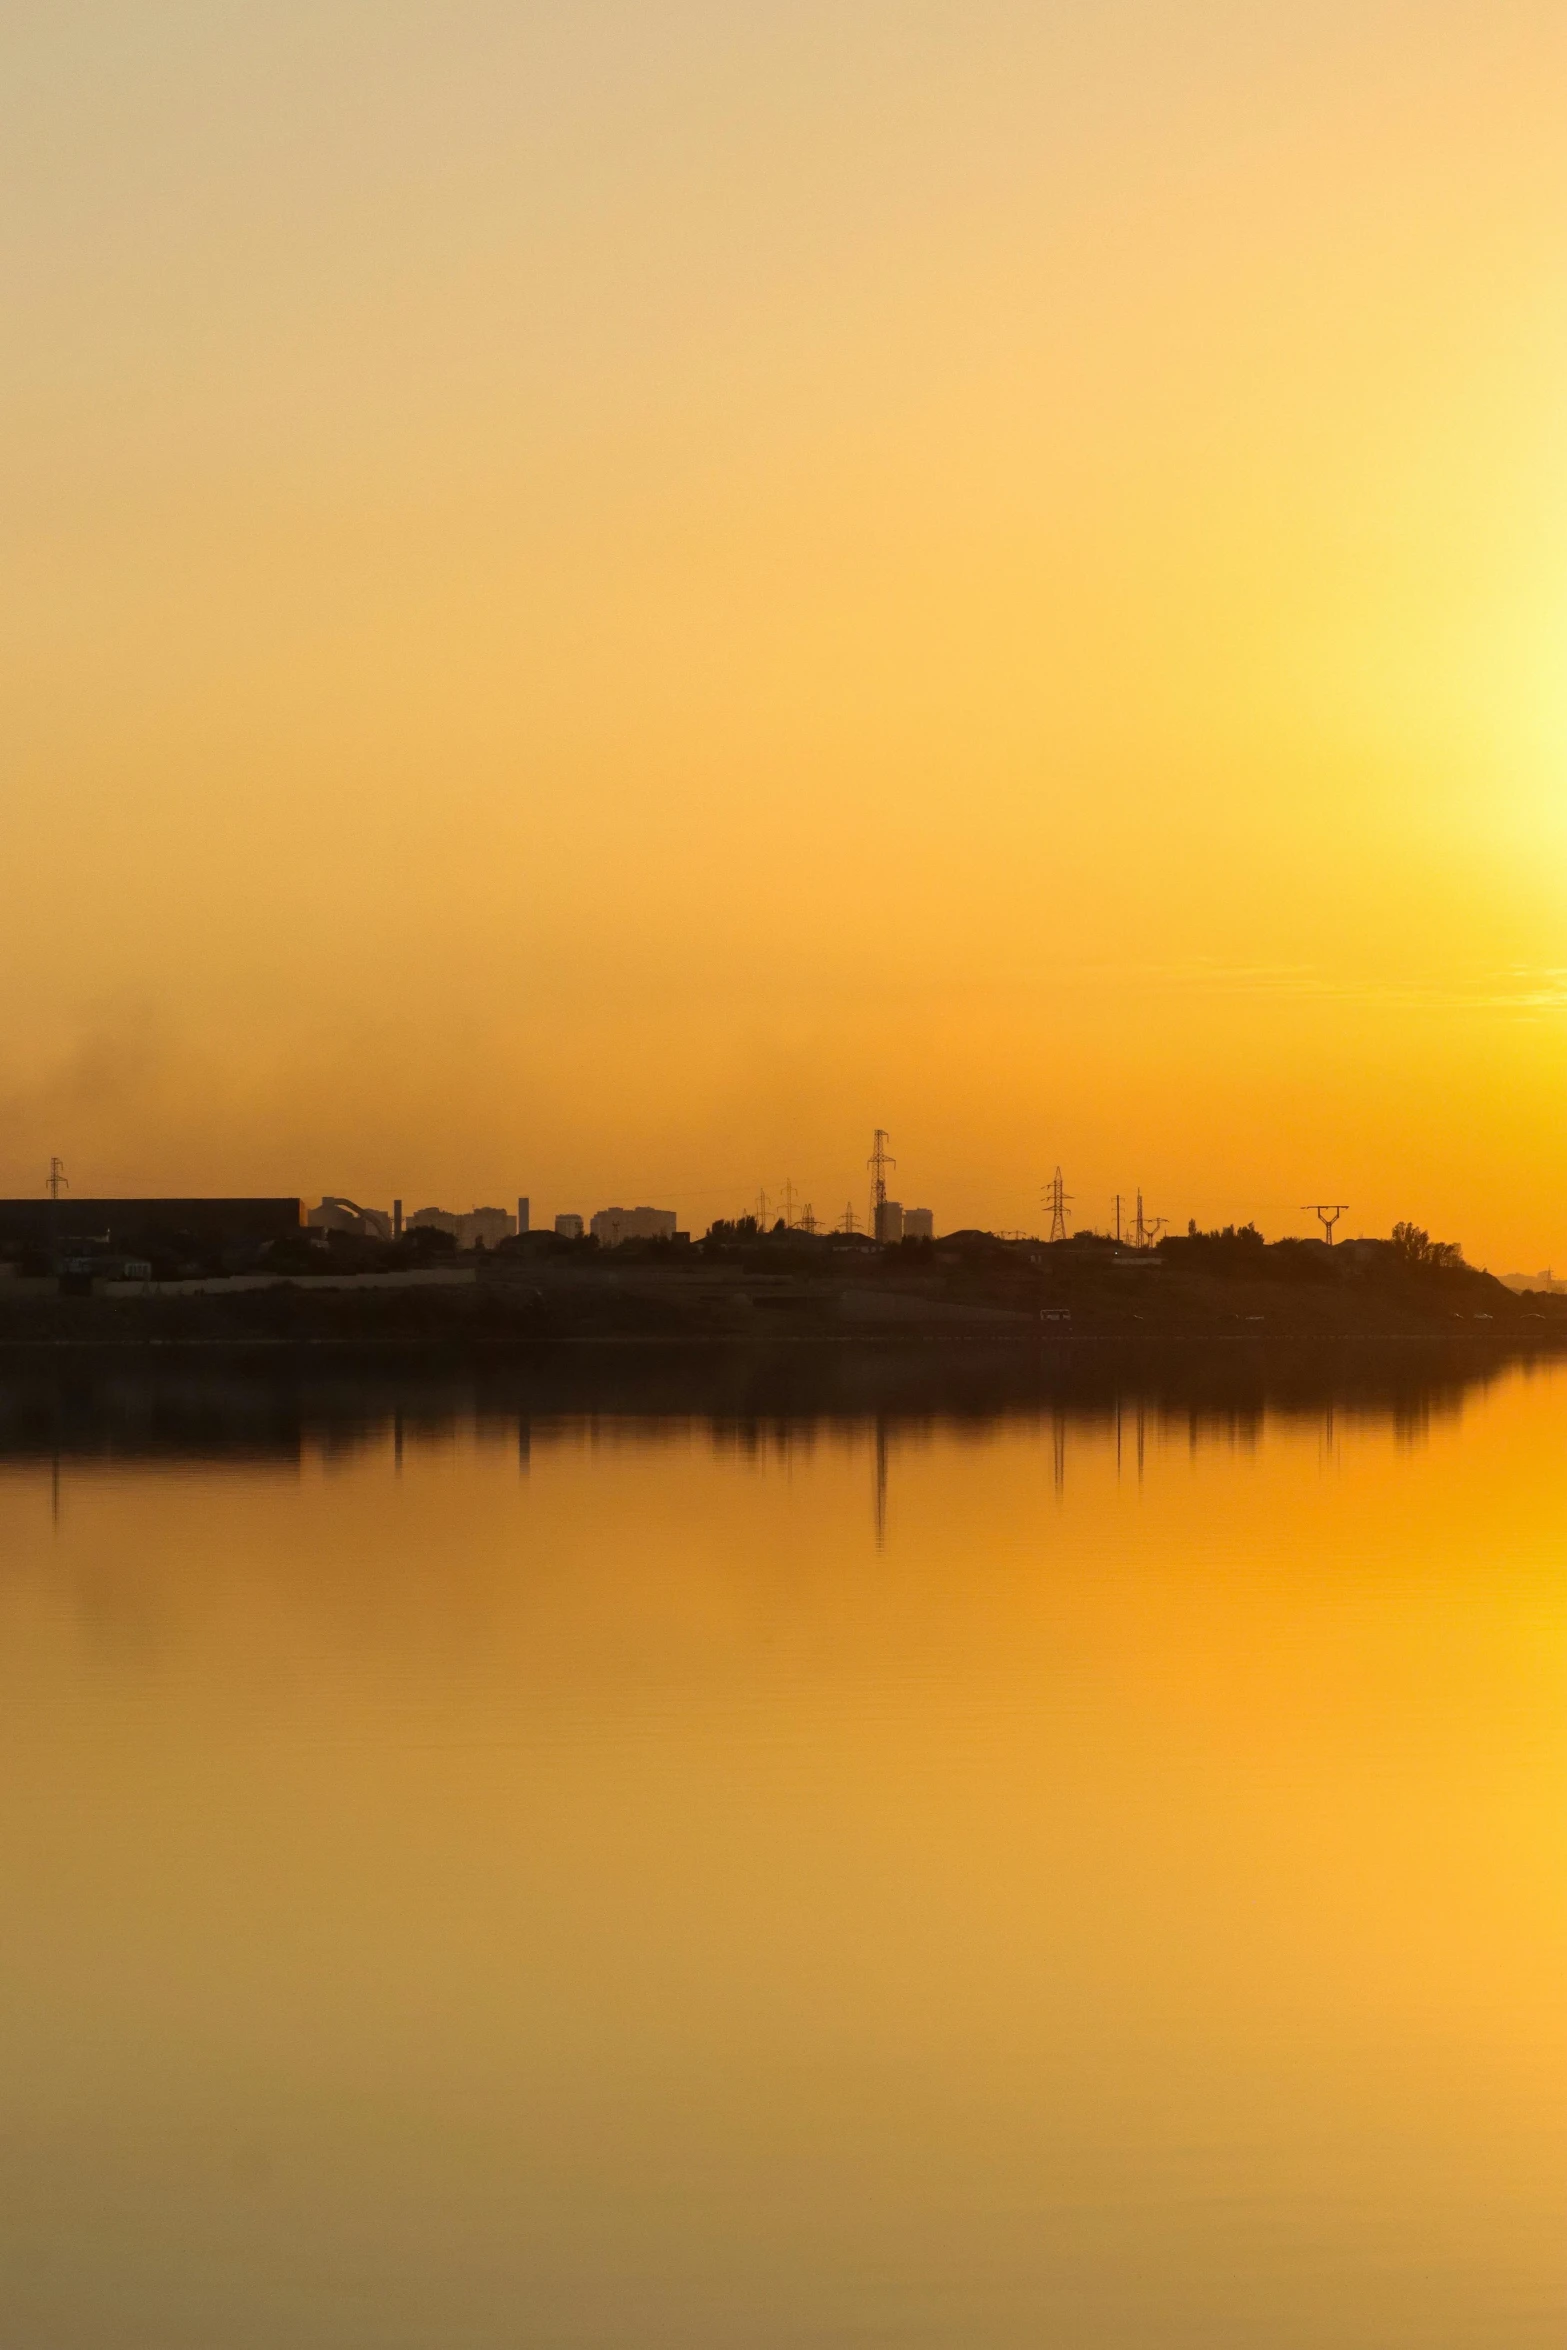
[4,3,1566,1259]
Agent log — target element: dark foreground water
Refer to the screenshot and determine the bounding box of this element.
[1,1352,1563,2348]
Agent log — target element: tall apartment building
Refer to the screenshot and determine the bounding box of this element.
[874,1201,935,1242]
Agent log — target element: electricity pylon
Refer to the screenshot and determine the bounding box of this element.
[1044,1166,1072,1243]
[867,1129,895,1234]
[1302,1202,1348,1243]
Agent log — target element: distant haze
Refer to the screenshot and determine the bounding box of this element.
[4,5,1566,1264]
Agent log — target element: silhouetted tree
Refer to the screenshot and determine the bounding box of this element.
[1391,1222,1464,1269]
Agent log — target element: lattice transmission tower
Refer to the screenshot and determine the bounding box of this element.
[1131,1190,1164,1251]
[867,1129,896,1238]
[1044,1166,1072,1243]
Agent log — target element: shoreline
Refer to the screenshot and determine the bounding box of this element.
[0,1326,1561,1356]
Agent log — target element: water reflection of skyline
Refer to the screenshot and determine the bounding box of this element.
[0,1347,1546,1497]
[4,1376,1561,2350]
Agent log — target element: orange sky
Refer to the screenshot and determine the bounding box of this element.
[4,4,1566,1262]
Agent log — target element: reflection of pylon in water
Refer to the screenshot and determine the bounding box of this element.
[1044,1166,1072,1243]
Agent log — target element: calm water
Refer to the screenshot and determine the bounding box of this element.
[1,1358,1564,2348]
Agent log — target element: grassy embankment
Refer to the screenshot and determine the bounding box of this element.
[0,1230,1557,1355]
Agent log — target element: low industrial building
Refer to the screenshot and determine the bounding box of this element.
[0,1198,304,1253]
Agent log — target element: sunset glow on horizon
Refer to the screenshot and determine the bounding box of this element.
[6,3,1567,1262]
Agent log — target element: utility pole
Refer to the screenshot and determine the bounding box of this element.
[838,1201,859,1235]
[799,1203,817,1235]
[1301,1203,1348,1243]
[1043,1166,1072,1244]
[1132,1190,1164,1251]
[779,1176,797,1230]
[755,1185,770,1229]
[867,1129,895,1238]
[1113,1193,1122,1245]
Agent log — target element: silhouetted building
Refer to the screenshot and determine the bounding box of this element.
[517,1196,530,1236]
[459,1207,513,1249]
[309,1197,392,1240]
[590,1205,678,1247]
[408,1205,516,1248]
[1500,1267,1565,1294]
[902,1207,935,1241]
[874,1200,903,1243]
[555,1213,584,1240]
[0,1198,303,1252]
